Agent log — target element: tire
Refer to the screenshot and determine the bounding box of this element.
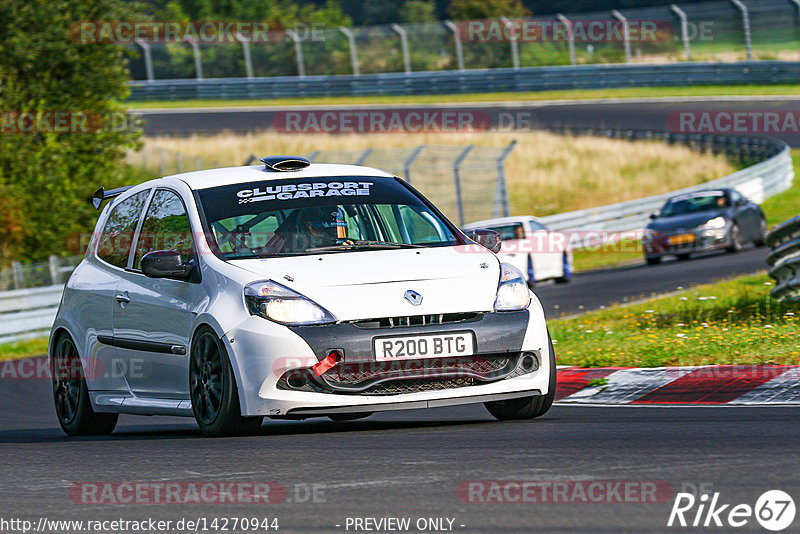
[190,327,263,437]
[484,333,556,421]
[328,412,373,421]
[753,218,768,247]
[726,223,743,253]
[677,253,691,261]
[52,334,118,436]
[645,256,661,265]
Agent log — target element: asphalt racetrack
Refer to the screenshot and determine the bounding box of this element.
[0,245,785,534]
[138,96,800,147]
[0,373,797,533]
[536,246,770,318]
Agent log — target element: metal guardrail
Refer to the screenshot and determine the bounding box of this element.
[539,130,793,232]
[0,285,64,344]
[766,215,800,302]
[128,61,800,101]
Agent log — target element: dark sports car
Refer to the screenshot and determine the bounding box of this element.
[643,188,767,265]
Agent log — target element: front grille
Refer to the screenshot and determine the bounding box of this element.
[276,353,525,395]
[351,312,481,329]
[360,377,475,395]
[324,355,514,387]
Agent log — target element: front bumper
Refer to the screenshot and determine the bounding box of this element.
[644,227,729,257]
[223,299,551,416]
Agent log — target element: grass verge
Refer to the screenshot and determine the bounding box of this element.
[550,273,800,367]
[126,84,800,109]
[0,337,49,361]
[140,131,734,224]
[762,149,800,228]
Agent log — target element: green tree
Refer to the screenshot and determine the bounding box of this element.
[0,0,141,265]
[401,0,439,23]
[446,0,531,19]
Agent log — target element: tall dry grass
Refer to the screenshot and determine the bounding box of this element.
[139,131,734,216]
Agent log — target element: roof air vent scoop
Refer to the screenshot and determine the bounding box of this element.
[260,155,311,172]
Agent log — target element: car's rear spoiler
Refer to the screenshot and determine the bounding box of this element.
[91,186,133,209]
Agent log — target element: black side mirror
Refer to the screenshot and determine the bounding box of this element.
[735,198,747,208]
[469,229,502,254]
[141,250,194,281]
[649,213,658,220]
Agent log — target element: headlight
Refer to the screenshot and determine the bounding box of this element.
[244,281,336,325]
[704,216,727,229]
[494,263,531,312]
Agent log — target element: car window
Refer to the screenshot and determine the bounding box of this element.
[96,190,150,268]
[529,221,547,232]
[197,177,458,259]
[485,223,525,241]
[133,190,195,269]
[660,191,728,217]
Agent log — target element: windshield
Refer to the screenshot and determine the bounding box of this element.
[196,176,458,259]
[660,191,729,217]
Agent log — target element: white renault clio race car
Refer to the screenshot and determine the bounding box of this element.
[50,156,556,436]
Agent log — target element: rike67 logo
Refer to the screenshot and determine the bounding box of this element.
[668,490,795,531]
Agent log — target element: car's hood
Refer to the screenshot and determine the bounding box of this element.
[647,209,728,232]
[229,245,502,321]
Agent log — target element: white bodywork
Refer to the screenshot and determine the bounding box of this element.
[463,216,573,285]
[50,164,552,419]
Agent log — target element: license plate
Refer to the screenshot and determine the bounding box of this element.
[668,233,696,245]
[373,332,474,361]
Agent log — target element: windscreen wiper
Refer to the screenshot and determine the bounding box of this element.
[306,241,424,253]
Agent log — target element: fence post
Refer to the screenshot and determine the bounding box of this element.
[158,149,166,175]
[403,145,425,184]
[670,5,691,61]
[339,27,360,76]
[494,140,517,218]
[237,33,254,79]
[611,10,632,63]
[501,17,520,70]
[307,150,321,162]
[444,21,466,71]
[176,152,184,173]
[730,0,753,61]
[49,256,60,285]
[355,148,373,165]
[187,38,203,80]
[453,145,475,226]
[556,14,576,66]
[286,30,306,77]
[792,0,800,28]
[391,24,412,74]
[134,39,155,81]
[12,261,23,289]
[195,157,203,170]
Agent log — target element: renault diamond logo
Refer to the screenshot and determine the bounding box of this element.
[404,290,423,306]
